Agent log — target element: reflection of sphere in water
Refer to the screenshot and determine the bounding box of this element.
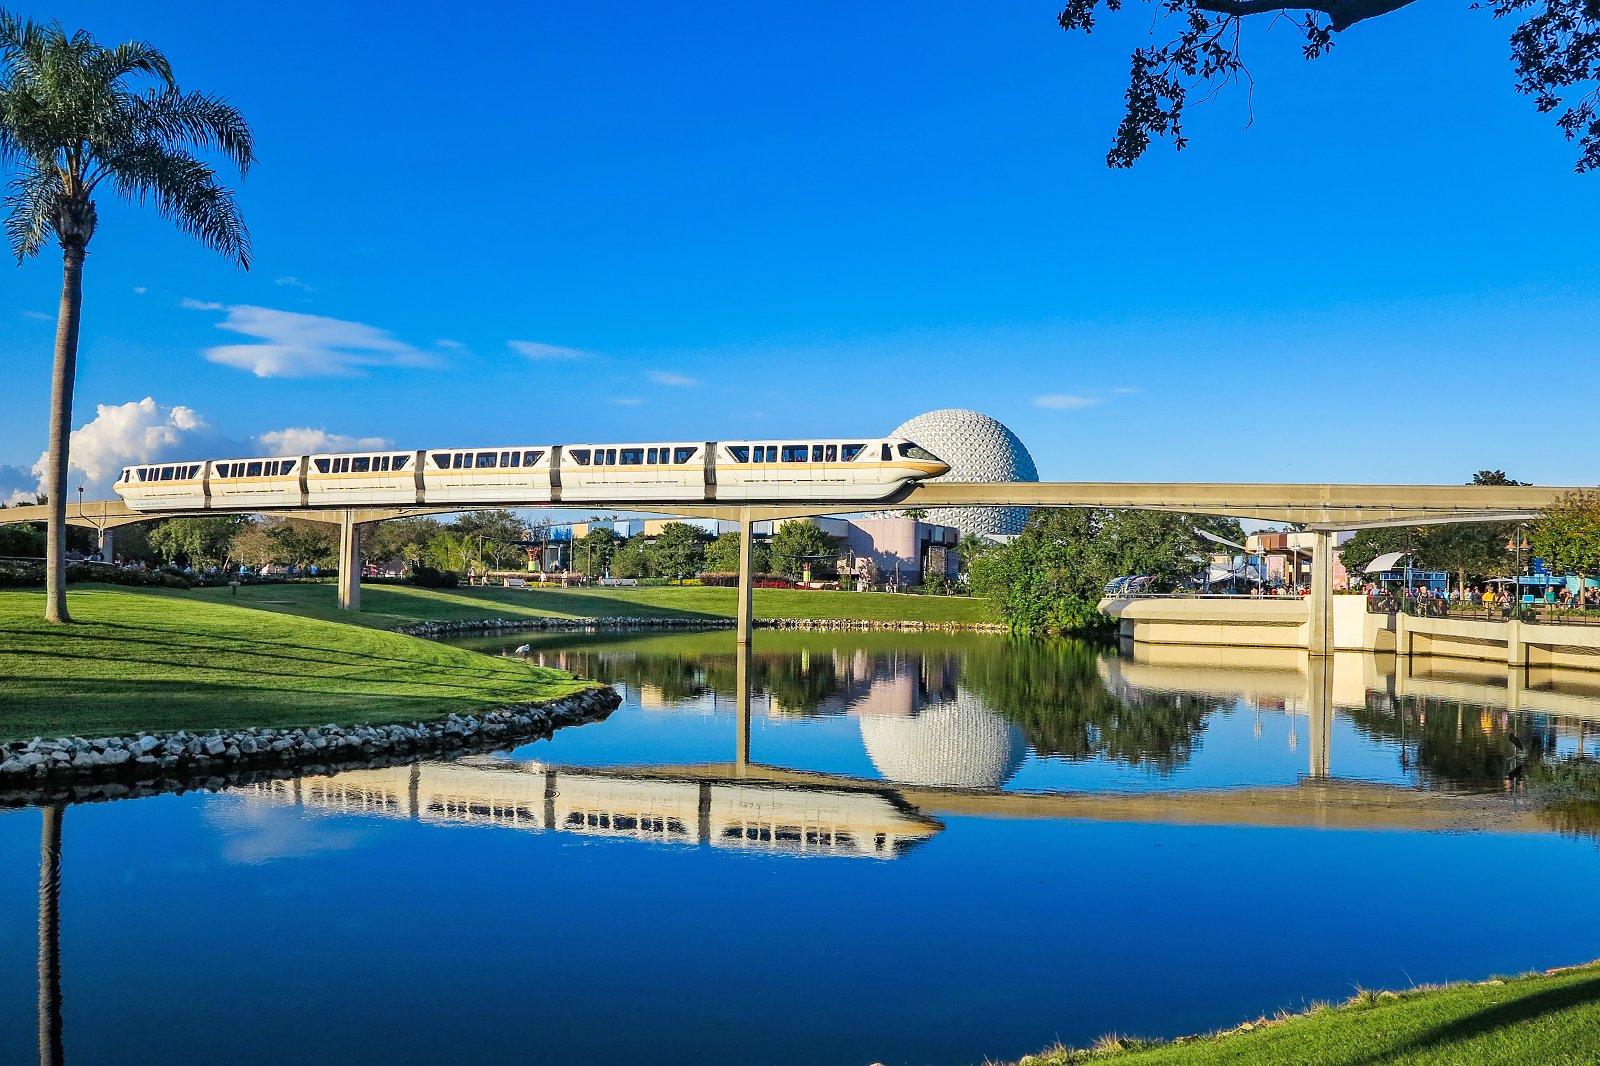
[859,691,1026,789]
[887,408,1039,536]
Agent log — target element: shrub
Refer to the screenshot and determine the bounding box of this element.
[698,572,738,587]
[409,565,460,589]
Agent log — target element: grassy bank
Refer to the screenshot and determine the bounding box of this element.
[184,580,998,630]
[0,588,589,742]
[1004,962,1600,1066]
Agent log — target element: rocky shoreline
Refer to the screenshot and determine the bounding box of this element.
[0,685,620,807]
[396,616,1008,637]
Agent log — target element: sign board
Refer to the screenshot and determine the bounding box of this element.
[1532,557,1550,575]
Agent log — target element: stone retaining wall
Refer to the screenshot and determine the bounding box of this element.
[0,686,620,804]
[396,616,1007,637]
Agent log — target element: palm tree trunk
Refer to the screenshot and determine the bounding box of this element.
[38,804,64,1066]
[43,247,86,624]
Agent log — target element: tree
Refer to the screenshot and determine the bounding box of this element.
[148,516,247,570]
[652,523,705,584]
[1531,489,1600,578]
[1056,0,1600,170]
[703,531,769,575]
[1337,472,1521,589]
[364,517,443,572]
[0,13,253,622]
[576,526,616,577]
[270,519,336,570]
[229,520,278,570]
[610,535,651,579]
[969,508,1245,632]
[770,521,838,579]
[902,508,929,522]
[449,510,527,572]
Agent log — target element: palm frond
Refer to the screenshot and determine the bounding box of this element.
[108,140,250,267]
[136,88,254,175]
[87,39,172,88]
[3,159,60,260]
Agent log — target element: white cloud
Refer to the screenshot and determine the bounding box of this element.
[181,297,223,311]
[274,276,314,292]
[647,370,697,387]
[1111,386,1138,395]
[254,427,391,455]
[509,340,589,361]
[435,338,465,350]
[188,303,433,378]
[20,310,51,321]
[133,286,148,295]
[1033,394,1102,410]
[609,397,643,406]
[29,397,224,498]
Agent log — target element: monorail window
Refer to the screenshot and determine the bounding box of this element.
[646,448,658,464]
[160,466,175,481]
[825,445,837,462]
[523,450,543,465]
[246,461,261,477]
[605,448,617,465]
[392,456,407,471]
[430,453,448,468]
[781,445,808,463]
[620,448,643,465]
[570,449,591,466]
[316,459,332,473]
[674,447,696,464]
[881,444,891,461]
[476,452,496,469]
[352,457,370,473]
[812,445,824,462]
[898,443,941,461]
[841,444,865,461]
[728,445,750,463]
[500,451,518,468]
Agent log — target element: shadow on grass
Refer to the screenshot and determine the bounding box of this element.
[1348,973,1600,1065]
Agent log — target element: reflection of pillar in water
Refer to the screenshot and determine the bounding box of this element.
[1307,655,1333,779]
[735,640,751,773]
[38,804,63,1066]
[408,763,421,819]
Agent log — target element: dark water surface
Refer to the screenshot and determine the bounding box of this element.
[5,631,1600,1065]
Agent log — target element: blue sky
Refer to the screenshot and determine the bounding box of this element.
[3,1,1597,501]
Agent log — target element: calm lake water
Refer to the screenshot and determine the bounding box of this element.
[5,630,1600,1065]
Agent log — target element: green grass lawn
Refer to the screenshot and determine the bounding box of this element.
[0,588,589,742]
[1006,963,1600,1066]
[184,580,999,630]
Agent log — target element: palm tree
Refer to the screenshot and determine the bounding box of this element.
[0,13,253,622]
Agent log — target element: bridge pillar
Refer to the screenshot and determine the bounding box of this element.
[1307,530,1335,658]
[735,639,751,775]
[736,507,755,646]
[96,528,113,560]
[1506,619,1528,669]
[1306,654,1333,779]
[337,511,363,612]
[1395,611,1412,658]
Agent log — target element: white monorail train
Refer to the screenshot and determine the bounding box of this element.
[114,437,949,512]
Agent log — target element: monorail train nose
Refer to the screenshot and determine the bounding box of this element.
[898,441,950,478]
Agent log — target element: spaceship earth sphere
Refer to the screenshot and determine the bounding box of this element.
[890,408,1039,536]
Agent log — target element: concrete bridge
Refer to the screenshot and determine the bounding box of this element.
[3,479,1580,651]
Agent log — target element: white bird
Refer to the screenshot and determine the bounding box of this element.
[513,644,532,656]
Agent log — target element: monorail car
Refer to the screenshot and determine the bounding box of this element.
[114,436,948,512]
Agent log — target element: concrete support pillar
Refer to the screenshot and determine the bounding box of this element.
[736,507,755,646]
[1306,655,1333,780]
[96,527,113,560]
[1506,618,1528,669]
[337,511,362,612]
[1307,530,1335,658]
[735,639,751,775]
[1395,611,1412,658]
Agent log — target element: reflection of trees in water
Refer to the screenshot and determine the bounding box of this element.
[1346,695,1527,789]
[494,631,1218,770]
[957,639,1222,772]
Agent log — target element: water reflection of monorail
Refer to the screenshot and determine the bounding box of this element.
[237,759,940,859]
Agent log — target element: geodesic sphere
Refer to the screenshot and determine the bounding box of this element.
[858,689,1027,789]
[890,408,1039,536]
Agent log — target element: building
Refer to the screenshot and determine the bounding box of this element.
[882,408,1039,536]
